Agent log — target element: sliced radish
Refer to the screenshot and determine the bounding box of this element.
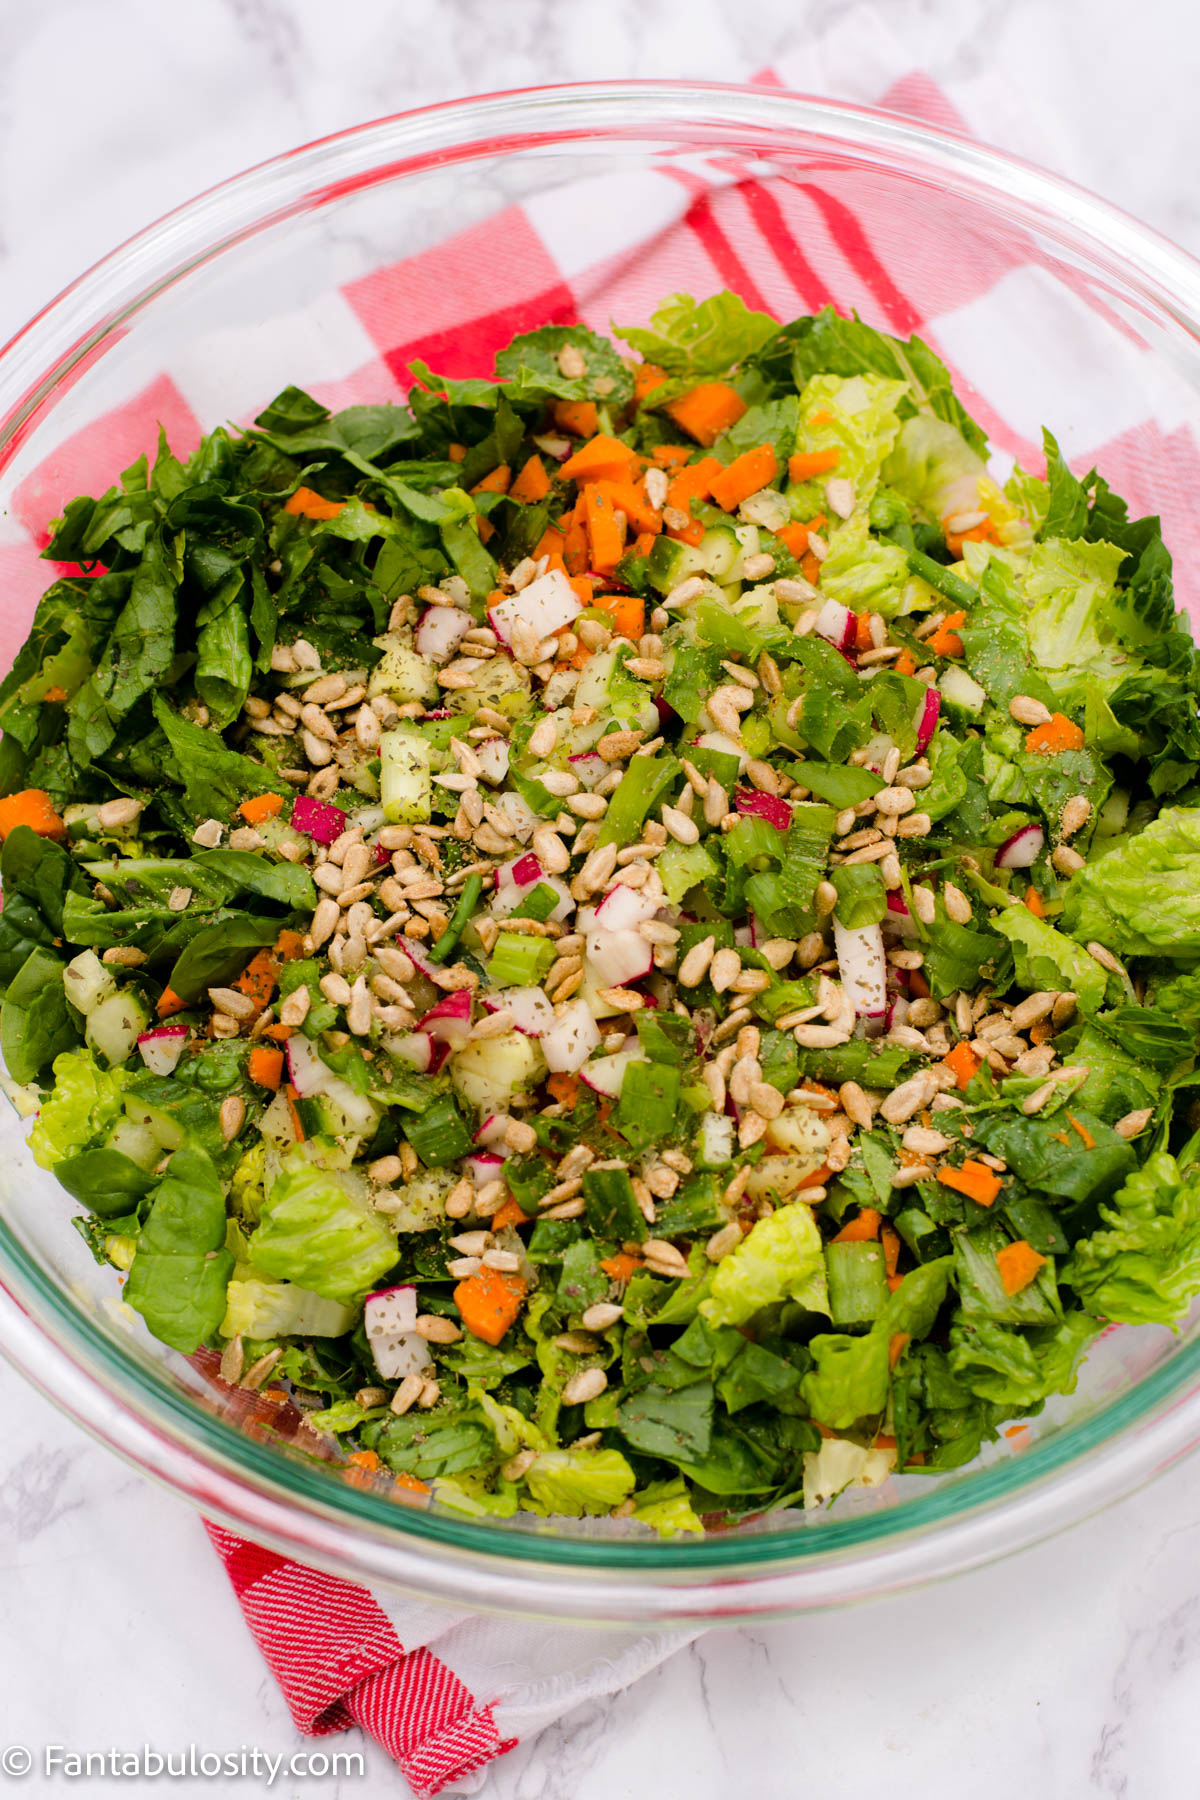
[502,852,543,890]
[291,795,347,845]
[492,869,573,922]
[489,568,582,645]
[467,1151,506,1185]
[815,597,856,651]
[365,1286,433,1381]
[594,883,660,933]
[419,990,473,1051]
[541,997,602,1073]
[485,986,555,1037]
[995,823,1045,869]
[415,604,472,663]
[569,752,608,790]
[585,926,653,989]
[285,1032,333,1096]
[391,1033,435,1074]
[475,737,510,785]
[474,1114,512,1149]
[884,890,918,940]
[915,687,941,754]
[735,788,792,830]
[136,1024,188,1077]
[580,1045,647,1097]
[402,937,439,982]
[833,919,887,1017]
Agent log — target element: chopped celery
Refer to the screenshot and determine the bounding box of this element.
[825,1241,890,1326]
[487,933,556,987]
[596,754,681,849]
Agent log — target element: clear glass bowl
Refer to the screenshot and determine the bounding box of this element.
[3,82,1200,1626]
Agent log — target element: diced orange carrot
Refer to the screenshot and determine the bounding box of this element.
[1066,1113,1095,1150]
[665,454,721,516]
[454,1265,528,1345]
[562,518,590,576]
[284,485,344,520]
[533,524,566,565]
[547,1071,581,1105]
[937,1159,1003,1207]
[634,362,669,404]
[475,515,495,544]
[491,1195,532,1231]
[788,448,841,483]
[943,514,1001,558]
[274,928,306,962]
[42,685,67,703]
[709,444,779,513]
[881,1224,901,1279]
[854,612,875,653]
[393,1471,432,1496]
[597,477,662,536]
[0,788,66,842]
[1025,712,1085,754]
[1025,884,1047,918]
[593,589,645,642]
[775,521,810,558]
[554,399,600,438]
[651,443,694,468]
[448,442,468,462]
[807,409,835,427]
[560,433,638,484]
[584,486,626,574]
[796,1161,834,1193]
[471,464,512,496]
[886,1273,905,1293]
[238,791,285,826]
[831,1207,882,1243]
[802,551,822,586]
[941,1042,980,1092]
[995,1239,1047,1296]
[894,650,917,677]
[156,986,188,1020]
[631,530,657,557]
[665,381,747,446]
[346,1449,381,1471]
[600,1251,641,1283]
[247,1045,285,1090]
[888,1332,910,1370]
[284,1084,306,1142]
[927,610,967,658]
[567,575,596,611]
[235,948,281,1010]
[262,1022,294,1043]
[510,454,551,504]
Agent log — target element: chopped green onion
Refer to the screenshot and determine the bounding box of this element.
[596,754,681,849]
[512,881,560,922]
[427,873,483,964]
[634,1010,695,1065]
[581,1166,647,1242]
[825,1241,889,1326]
[487,932,556,987]
[617,1060,680,1152]
[831,863,888,928]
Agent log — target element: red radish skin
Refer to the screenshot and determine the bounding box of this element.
[594,884,659,932]
[291,795,347,845]
[418,990,473,1050]
[915,688,941,754]
[995,823,1045,869]
[735,788,792,830]
[815,598,855,651]
[137,1025,188,1076]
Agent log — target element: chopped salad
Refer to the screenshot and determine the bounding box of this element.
[5,289,1200,1531]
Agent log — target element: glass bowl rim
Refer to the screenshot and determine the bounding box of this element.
[3,78,1200,1621]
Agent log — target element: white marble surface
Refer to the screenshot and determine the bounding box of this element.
[4,1,1200,1794]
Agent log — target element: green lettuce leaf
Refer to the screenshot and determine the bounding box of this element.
[992,906,1108,1013]
[701,1202,828,1327]
[616,290,778,389]
[248,1148,399,1304]
[947,1310,1098,1408]
[1023,537,1130,704]
[817,520,912,615]
[630,1477,705,1537]
[881,413,987,524]
[29,1049,128,1168]
[791,372,906,503]
[1064,805,1200,957]
[494,325,634,407]
[124,1147,234,1353]
[523,1447,637,1517]
[1065,1149,1200,1327]
[801,1258,953,1429]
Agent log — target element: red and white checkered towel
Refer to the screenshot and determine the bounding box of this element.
[9,10,1200,1795]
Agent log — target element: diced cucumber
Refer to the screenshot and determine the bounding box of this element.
[380,726,432,824]
[367,633,438,704]
[733,583,779,632]
[450,1030,544,1115]
[85,990,149,1068]
[695,1111,734,1169]
[63,950,118,1017]
[733,522,761,558]
[107,1117,162,1171]
[647,535,708,596]
[444,649,532,718]
[938,665,987,716]
[123,1095,186,1151]
[256,814,309,860]
[312,1087,382,1140]
[697,524,743,581]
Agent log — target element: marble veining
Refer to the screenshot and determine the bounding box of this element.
[4,1,1200,1793]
